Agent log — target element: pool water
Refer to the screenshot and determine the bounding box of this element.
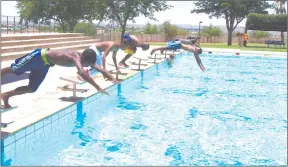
[2,53,287,166]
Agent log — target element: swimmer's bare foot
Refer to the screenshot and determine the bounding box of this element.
[118,63,129,69]
[1,93,12,109]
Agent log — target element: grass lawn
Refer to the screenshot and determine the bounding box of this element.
[148,42,287,52]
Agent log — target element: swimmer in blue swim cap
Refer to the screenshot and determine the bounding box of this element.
[150,39,205,71]
[119,33,150,68]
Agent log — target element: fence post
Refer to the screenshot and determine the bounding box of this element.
[113,29,115,41]
[13,16,16,34]
[110,30,111,41]
[39,23,40,33]
[101,27,104,41]
[6,16,8,34]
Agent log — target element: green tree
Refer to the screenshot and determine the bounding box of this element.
[151,24,159,34]
[102,0,171,41]
[274,0,287,41]
[144,23,159,34]
[144,22,153,34]
[16,0,103,32]
[191,0,271,46]
[251,31,270,40]
[177,28,189,36]
[201,24,222,42]
[74,22,97,36]
[160,21,178,40]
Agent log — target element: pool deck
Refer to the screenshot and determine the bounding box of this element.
[0,46,287,138]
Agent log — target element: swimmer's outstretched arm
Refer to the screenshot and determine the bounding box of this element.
[112,51,119,71]
[92,64,118,83]
[72,55,110,95]
[193,53,206,71]
[102,43,114,70]
[181,44,206,71]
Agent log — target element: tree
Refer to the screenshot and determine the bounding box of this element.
[160,21,178,40]
[101,0,171,41]
[274,0,287,41]
[191,0,271,46]
[144,23,159,34]
[251,31,270,40]
[201,24,223,42]
[16,0,103,32]
[151,24,159,34]
[176,28,189,36]
[144,22,153,34]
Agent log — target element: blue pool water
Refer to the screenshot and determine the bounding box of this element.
[1,53,287,166]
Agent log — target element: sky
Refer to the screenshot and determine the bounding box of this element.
[1,1,277,27]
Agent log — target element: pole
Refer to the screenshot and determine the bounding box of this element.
[199,21,202,44]
[0,0,2,118]
[13,16,15,34]
[6,16,8,34]
[198,23,200,38]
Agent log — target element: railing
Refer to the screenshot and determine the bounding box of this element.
[1,15,60,34]
[1,15,284,44]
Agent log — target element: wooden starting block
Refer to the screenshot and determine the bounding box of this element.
[1,121,14,128]
[148,53,163,64]
[109,70,128,81]
[58,77,89,98]
[130,57,148,71]
[164,51,176,59]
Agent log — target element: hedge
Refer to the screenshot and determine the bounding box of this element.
[246,13,287,31]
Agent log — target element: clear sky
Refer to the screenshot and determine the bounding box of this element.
[1,1,277,27]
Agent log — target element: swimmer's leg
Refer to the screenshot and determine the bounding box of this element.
[1,67,13,77]
[1,86,34,109]
[150,47,167,55]
[119,54,133,68]
[2,68,50,109]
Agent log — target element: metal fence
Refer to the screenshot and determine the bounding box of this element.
[1,15,285,45]
[1,15,60,34]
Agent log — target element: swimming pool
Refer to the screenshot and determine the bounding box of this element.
[1,52,287,166]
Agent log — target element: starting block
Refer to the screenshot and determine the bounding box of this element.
[109,70,128,81]
[148,53,163,64]
[130,57,148,71]
[1,121,14,128]
[58,77,89,98]
[0,105,18,113]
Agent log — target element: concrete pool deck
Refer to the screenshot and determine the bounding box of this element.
[0,46,287,138]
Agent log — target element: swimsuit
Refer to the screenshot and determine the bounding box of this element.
[123,34,137,54]
[166,40,182,50]
[10,48,53,92]
[88,45,102,75]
